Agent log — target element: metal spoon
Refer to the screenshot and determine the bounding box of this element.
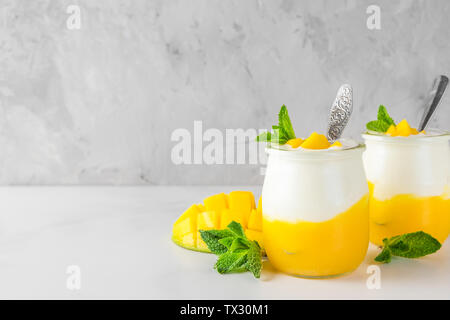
[326,84,353,142]
[418,75,448,131]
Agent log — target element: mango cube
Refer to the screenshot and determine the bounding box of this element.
[395,119,414,136]
[386,124,397,136]
[286,138,303,148]
[257,197,262,215]
[197,211,220,230]
[219,209,247,229]
[247,209,262,231]
[204,193,228,213]
[172,204,200,237]
[330,140,342,148]
[245,229,264,249]
[228,191,255,227]
[178,232,196,248]
[300,132,330,150]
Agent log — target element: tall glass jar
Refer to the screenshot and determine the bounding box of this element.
[262,142,369,278]
[362,131,450,246]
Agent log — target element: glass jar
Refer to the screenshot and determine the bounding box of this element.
[261,142,369,278]
[362,131,450,246]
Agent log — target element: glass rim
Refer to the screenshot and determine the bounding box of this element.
[362,128,450,144]
[265,141,365,159]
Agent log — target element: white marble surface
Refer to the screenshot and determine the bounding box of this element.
[0,1,449,185]
[0,186,448,299]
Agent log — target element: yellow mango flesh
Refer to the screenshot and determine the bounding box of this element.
[172,204,201,251]
[204,193,228,213]
[263,195,369,277]
[245,229,264,249]
[330,140,342,148]
[386,119,421,137]
[172,192,264,253]
[248,209,262,231]
[228,191,255,228]
[300,132,331,150]
[368,182,450,245]
[286,138,303,148]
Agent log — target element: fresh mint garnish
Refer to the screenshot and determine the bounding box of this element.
[375,231,442,263]
[366,105,395,133]
[200,221,263,278]
[256,105,296,144]
[198,229,234,255]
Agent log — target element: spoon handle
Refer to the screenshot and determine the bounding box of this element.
[326,84,353,142]
[418,75,448,131]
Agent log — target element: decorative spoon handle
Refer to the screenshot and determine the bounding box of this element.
[326,84,353,142]
[418,75,448,131]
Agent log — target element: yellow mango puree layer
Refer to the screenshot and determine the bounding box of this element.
[263,195,369,277]
[368,182,450,245]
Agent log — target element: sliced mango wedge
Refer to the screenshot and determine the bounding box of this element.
[172,191,264,253]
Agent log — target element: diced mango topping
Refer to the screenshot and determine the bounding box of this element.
[385,119,421,137]
[172,192,264,253]
[286,138,303,148]
[300,132,331,150]
[330,140,343,148]
[386,124,397,136]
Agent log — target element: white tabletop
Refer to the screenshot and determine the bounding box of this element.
[0,186,448,299]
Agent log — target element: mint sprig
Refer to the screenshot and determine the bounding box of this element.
[366,105,395,133]
[256,105,296,144]
[199,221,262,278]
[375,231,442,263]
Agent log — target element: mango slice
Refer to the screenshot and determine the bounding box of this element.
[300,132,331,150]
[172,192,264,253]
[286,138,303,148]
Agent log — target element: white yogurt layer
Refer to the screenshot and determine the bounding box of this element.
[262,140,368,223]
[362,131,450,200]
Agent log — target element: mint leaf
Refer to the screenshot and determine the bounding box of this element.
[207,221,263,278]
[375,231,441,263]
[366,105,396,133]
[218,236,234,249]
[377,105,395,126]
[366,120,391,133]
[386,231,441,258]
[278,105,296,140]
[245,241,262,278]
[215,251,248,274]
[256,105,295,144]
[374,247,392,263]
[227,221,245,238]
[256,131,272,142]
[199,229,234,254]
[230,237,250,253]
